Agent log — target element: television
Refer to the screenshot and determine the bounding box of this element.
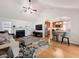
[36,24,42,30]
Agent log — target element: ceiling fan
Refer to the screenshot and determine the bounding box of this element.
[22,0,37,14]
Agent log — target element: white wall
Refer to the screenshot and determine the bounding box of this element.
[33,8,79,45]
[0,17,34,36]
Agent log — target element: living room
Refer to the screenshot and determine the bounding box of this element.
[0,0,79,58]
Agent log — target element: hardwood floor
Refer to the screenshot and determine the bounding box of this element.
[35,37,79,58]
[16,36,79,58]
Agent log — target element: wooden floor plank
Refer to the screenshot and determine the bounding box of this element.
[36,37,79,58]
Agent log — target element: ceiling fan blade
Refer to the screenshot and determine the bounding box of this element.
[23,6,27,9]
[33,9,37,12]
[23,6,26,8]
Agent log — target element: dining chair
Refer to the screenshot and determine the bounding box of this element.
[52,29,59,41]
[61,32,70,46]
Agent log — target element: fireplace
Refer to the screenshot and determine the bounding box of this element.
[16,30,25,38]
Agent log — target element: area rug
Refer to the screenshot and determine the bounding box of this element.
[18,36,49,58]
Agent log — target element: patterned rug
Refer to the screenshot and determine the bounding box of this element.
[18,36,49,58]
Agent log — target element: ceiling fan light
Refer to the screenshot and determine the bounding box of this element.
[22,0,37,14]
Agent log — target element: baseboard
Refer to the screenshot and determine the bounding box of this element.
[70,41,79,46]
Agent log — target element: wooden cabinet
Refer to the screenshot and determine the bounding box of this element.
[45,21,50,28]
[45,20,63,36]
[52,21,63,28]
[45,21,50,36]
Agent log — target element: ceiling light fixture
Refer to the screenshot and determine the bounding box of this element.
[22,0,37,14]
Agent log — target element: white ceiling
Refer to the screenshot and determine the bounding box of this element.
[38,0,79,9]
[0,0,79,21]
